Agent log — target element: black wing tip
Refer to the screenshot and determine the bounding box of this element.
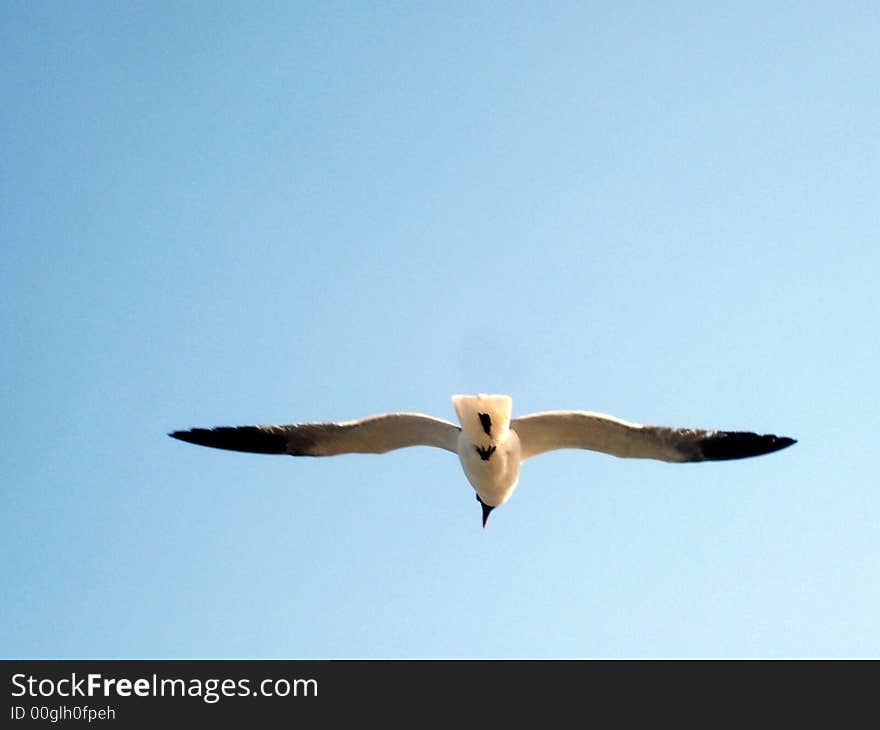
[697,432,797,461]
[168,426,289,454]
[168,429,203,445]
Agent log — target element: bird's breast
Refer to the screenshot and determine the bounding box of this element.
[456,430,521,506]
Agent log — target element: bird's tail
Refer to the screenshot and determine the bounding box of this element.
[452,394,512,443]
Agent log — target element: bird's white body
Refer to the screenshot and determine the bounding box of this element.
[453,394,521,507]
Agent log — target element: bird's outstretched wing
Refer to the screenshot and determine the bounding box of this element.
[170,413,461,456]
[511,411,796,463]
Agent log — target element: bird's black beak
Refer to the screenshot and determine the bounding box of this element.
[476,494,495,528]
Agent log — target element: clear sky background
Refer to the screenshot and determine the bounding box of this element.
[2,2,878,658]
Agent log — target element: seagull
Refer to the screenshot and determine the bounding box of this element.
[169,394,796,527]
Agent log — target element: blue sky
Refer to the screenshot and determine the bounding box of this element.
[2,2,878,658]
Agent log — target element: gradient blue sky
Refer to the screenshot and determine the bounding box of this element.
[3,2,878,658]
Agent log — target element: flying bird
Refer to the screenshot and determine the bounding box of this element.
[169,394,796,527]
